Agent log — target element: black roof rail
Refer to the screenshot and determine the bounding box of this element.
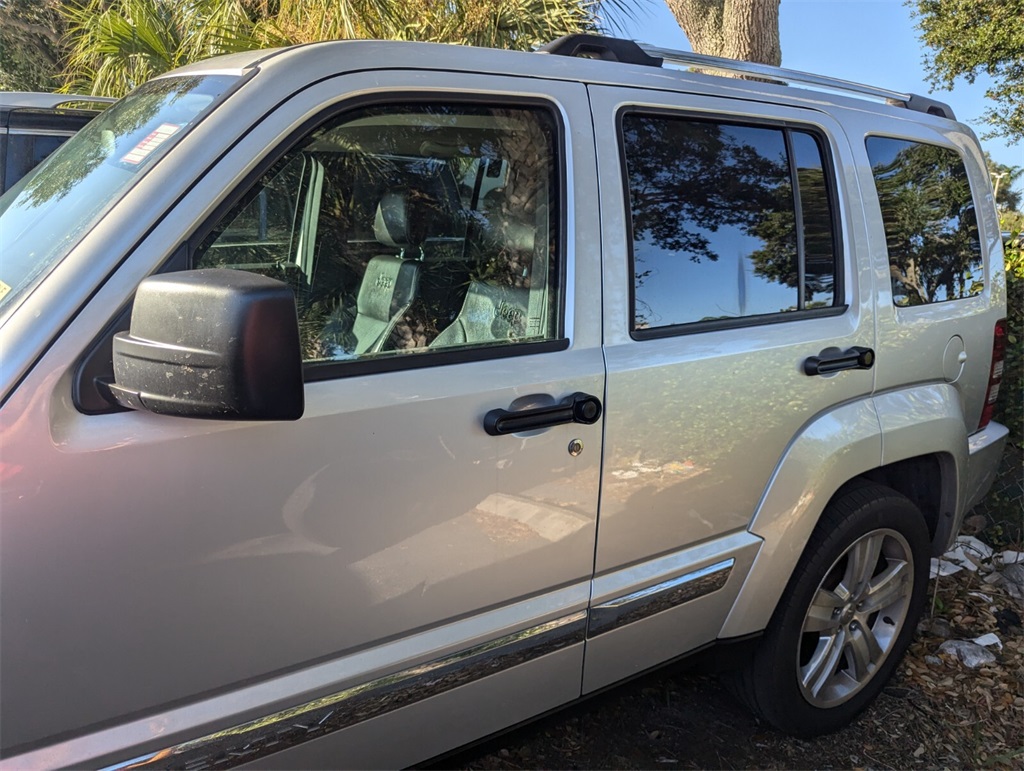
[538,34,957,121]
[537,35,662,67]
[905,94,956,120]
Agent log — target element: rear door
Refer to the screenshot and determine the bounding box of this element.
[0,72,602,768]
[584,86,876,690]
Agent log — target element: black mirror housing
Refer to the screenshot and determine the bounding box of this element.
[110,269,304,420]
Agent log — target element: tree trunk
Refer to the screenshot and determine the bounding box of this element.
[665,0,782,66]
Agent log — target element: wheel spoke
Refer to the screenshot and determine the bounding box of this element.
[848,623,883,680]
[804,588,844,633]
[845,533,884,593]
[801,628,846,697]
[860,559,911,613]
[791,518,921,709]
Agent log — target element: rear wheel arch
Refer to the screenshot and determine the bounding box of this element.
[721,394,966,639]
[729,481,930,736]
[857,452,958,556]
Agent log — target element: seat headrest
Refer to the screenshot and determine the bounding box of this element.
[374,189,440,249]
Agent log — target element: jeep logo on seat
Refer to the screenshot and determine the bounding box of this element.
[497,301,524,329]
[375,273,394,290]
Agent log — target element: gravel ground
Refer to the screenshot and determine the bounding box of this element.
[427,447,1024,771]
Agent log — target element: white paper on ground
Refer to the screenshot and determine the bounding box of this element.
[972,632,1003,650]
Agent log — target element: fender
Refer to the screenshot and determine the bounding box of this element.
[719,383,966,639]
[874,383,965,550]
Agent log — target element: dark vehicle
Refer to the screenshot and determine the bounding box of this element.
[0,92,114,192]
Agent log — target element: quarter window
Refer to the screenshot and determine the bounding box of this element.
[866,137,982,306]
[195,103,561,366]
[622,113,838,334]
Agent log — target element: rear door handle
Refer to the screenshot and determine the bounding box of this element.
[803,346,875,376]
[484,392,602,436]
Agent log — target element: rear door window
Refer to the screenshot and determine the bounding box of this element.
[4,133,72,192]
[621,113,839,336]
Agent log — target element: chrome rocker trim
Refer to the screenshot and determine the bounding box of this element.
[587,559,734,638]
[102,559,734,769]
[104,612,586,771]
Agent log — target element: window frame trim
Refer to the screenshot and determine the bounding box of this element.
[615,105,846,340]
[186,91,571,381]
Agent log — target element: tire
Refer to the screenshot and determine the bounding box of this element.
[732,481,930,737]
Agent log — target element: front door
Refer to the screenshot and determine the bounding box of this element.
[0,73,603,767]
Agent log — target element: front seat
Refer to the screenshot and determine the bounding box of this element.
[431,209,537,347]
[350,190,426,355]
[430,280,530,346]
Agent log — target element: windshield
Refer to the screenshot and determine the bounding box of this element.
[0,74,237,315]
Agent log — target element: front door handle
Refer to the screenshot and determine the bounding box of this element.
[803,346,875,376]
[484,392,602,436]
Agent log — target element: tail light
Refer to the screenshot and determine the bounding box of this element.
[978,318,1008,430]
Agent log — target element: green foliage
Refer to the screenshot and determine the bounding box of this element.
[1002,209,1024,234]
[985,153,1023,212]
[57,0,603,96]
[997,220,1023,443]
[60,0,261,96]
[262,0,599,50]
[911,0,1024,142]
[0,0,65,90]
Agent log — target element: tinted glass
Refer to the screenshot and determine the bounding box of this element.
[623,115,837,332]
[866,136,982,306]
[4,134,69,193]
[196,104,560,365]
[792,131,836,309]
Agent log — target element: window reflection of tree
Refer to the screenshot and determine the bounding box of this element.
[749,159,835,307]
[625,116,834,328]
[625,117,786,263]
[20,76,213,208]
[867,138,982,306]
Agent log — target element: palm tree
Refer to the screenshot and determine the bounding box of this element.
[261,0,597,49]
[60,0,262,95]
[59,0,608,97]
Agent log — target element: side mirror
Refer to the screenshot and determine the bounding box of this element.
[108,269,304,420]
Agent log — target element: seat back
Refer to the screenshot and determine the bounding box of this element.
[432,280,530,347]
[352,256,420,353]
[350,190,426,354]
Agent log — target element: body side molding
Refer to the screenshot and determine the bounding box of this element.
[589,560,734,637]
[101,613,587,771]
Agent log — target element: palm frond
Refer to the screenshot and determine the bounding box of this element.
[58,0,642,96]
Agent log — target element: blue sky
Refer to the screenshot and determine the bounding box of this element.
[617,0,1023,197]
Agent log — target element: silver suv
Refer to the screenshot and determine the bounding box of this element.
[0,35,1009,770]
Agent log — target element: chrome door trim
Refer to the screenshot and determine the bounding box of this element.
[587,559,734,638]
[101,612,586,771]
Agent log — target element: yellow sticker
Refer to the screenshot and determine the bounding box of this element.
[0,281,10,301]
